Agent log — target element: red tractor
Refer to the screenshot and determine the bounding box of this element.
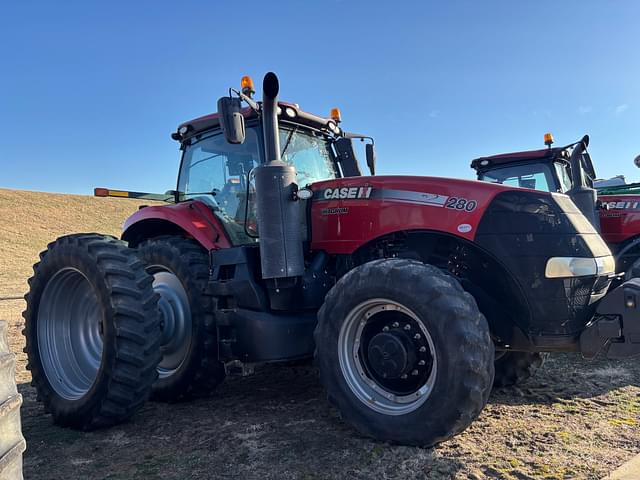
[23,73,640,447]
[470,134,640,277]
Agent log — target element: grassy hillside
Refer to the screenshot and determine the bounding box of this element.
[0,188,150,296]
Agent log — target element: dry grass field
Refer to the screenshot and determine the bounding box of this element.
[0,187,638,480]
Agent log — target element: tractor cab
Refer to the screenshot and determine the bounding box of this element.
[170,76,375,245]
[471,134,600,228]
[471,134,596,194]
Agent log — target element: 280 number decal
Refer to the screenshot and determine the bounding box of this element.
[445,197,477,212]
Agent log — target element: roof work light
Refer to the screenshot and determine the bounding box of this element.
[330,108,342,123]
[241,76,255,97]
[544,132,554,147]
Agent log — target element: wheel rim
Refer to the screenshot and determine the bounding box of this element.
[37,268,104,400]
[149,267,192,379]
[338,298,437,416]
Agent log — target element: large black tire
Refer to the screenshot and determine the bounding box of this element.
[136,236,225,402]
[23,234,162,430]
[493,352,547,388]
[0,321,26,480]
[315,259,494,446]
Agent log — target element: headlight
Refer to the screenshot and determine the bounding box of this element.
[545,256,615,278]
[595,255,616,275]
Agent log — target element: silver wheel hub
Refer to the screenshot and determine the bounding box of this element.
[150,268,192,379]
[37,268,103,400]
[338,299,437,416]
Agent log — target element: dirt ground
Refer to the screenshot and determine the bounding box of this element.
[1,298,638,480]
[1,188,638,479]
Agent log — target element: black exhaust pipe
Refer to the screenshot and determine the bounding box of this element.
[567,135,600,230]
[261,72,281,163]
[254,72,305,280]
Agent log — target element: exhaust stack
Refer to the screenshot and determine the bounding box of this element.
[567,135,600,230]
[254,72,304,279]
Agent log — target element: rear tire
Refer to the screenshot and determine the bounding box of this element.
[23,234,162,430]
[493,352,547,388]
[0,321,26,480]
[136,236,225,402]
[315,259,494,446]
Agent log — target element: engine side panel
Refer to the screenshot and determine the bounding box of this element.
[309,176,515,254]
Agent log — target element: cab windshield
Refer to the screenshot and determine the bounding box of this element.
[479,162,559,192]
[177,124,338,244]
[279,125,338,186]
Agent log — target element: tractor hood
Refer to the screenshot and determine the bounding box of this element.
[309,175,541,254]
[309,174,613,341]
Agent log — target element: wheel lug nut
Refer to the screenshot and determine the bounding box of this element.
[418,360,426,366]
[404,324,411,330]
[411,369,418,376]
[392,322,399,328]
[419,346,426,352]
[414,333,421,339]
[382,326,389,332]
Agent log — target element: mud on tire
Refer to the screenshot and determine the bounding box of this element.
[315,258,494,447]
[23,234,162,430]
[137,236,225,402]
[0,321,26,479]
[493,351,547,388]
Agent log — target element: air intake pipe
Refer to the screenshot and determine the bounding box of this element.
[254,72,304,279]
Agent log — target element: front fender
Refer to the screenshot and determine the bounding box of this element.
[122,201,231,250]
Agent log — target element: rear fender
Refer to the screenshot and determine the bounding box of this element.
[122,201,231,249]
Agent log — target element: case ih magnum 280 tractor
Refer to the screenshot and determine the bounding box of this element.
[23,73,640,446]
[471,135,640,278]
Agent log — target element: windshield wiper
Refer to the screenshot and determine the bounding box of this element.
[280,126,298,158]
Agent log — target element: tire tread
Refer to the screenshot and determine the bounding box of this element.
[23,234,162,430]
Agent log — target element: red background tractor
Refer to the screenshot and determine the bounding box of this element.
[471,135,640,277]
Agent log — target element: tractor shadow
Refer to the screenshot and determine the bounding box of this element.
[17,368,465,480]
[489,353,640,406]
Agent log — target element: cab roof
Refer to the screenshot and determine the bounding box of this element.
[172,101,340,143]
[470,146,570,172]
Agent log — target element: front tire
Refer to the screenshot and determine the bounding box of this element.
[315,259,494,446]
[23,234,162,430]
[136,236,225,402]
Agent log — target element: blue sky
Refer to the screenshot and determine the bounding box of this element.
[1,1,638,195]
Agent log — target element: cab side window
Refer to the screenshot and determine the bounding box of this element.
[178,128,260,244]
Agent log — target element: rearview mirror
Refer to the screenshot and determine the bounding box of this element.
[366,143,376,175]
[217,97,246,144]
